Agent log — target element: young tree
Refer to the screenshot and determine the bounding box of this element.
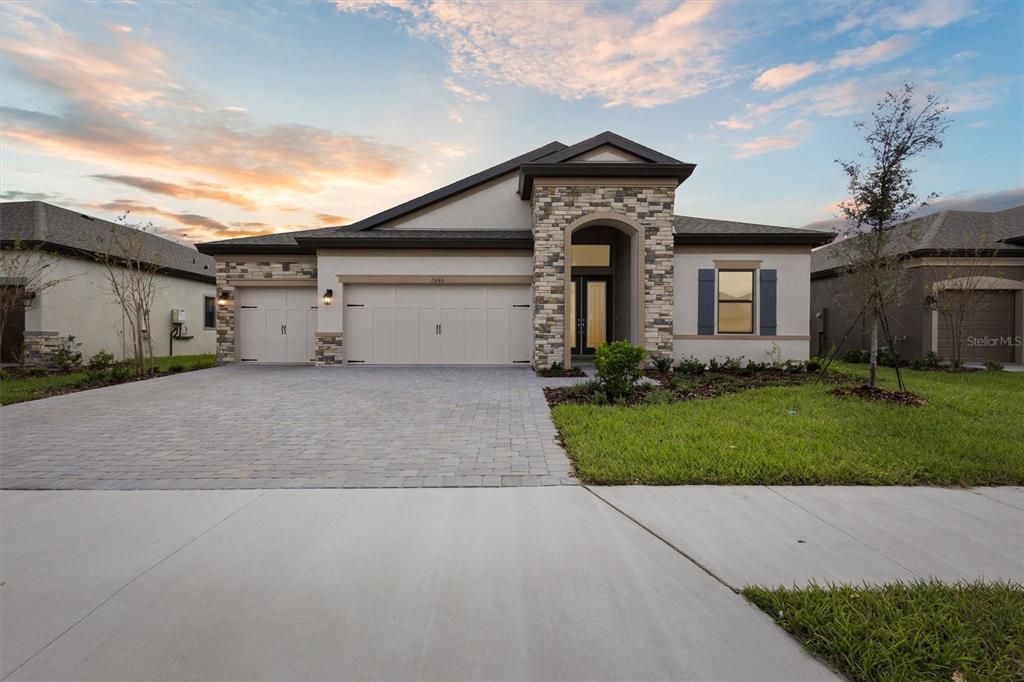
[924,235,1000,369]
[835,83,950,387]
[94,213,162,376]
[0,240,71,362]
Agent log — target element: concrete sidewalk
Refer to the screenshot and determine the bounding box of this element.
[0,488,835,681]
[592,485,1024,589]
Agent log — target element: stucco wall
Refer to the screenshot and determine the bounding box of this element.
[673,246,811,363]
[9,253,215,360]
[315,249,534,333]
[376,173,531,231]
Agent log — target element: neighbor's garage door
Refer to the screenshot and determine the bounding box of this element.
[238,287,317,363]
[344,284,532,364]
[938,290,1016,363]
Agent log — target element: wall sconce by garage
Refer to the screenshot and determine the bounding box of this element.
[322,288,334,306]
[217,290,231,306]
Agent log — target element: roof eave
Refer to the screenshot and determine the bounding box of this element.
[674,232,835,247]
[196,242,312,256]
[519,162,696,199]
[296,236,534,249]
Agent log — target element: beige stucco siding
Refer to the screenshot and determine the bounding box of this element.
[376,173,531,230]
[316,250,534,333]
[18,255,215,360]
[673,247,812,362]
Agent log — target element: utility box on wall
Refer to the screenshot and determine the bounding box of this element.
[171,308,186,324]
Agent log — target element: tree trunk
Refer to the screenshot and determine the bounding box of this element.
[868,318,879,388]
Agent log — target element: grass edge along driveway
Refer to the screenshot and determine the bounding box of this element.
[744,579,1024,682]
[551,364,1024,486]
[0,354,216,406]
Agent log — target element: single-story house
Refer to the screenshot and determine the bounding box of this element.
[1,201,217,364]
[810,205,1024,364]
[196,132,834,368]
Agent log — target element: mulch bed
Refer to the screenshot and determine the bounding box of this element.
[536,366,587,378]
[831,384,928,406]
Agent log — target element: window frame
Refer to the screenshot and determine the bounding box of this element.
[716,269,756,335]
[203,295,216,329]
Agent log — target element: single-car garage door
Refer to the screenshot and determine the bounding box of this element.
[938,290,1016,363]
[238,287,317,363]
[344,284,532,364]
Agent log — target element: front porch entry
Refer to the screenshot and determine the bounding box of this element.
[568,223,637,363]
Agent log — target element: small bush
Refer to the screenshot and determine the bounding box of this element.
[86,350,115,371]
[879,348,901,367]
[651,355,674,375]
[675,355,705,375]
[53,337,82,372]
[594,341,646,400]
[640,387,675,405]
[841,348,867,363]
[168,364,186,373]
[561,379,605,404]
[806,356,826,372]
[985,361,1004,372]
[107,365,131,382]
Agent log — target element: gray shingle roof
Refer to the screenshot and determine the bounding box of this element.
[1,201,215,282]
[811,205,1024,275]
[674,215,824,235]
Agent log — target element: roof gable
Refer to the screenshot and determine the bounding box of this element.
[534,131,683,164]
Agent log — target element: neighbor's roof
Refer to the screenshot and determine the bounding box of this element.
[1,201,215,282]
[811,204,1024,277]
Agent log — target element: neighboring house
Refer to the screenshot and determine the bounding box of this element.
[810,205,1024,364]
[0,201,217,364]
[196,132,834,368]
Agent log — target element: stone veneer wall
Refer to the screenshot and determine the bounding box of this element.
[530,184,675,368]
[22,331,63,366]
[214,257,317,363]
[314,332,344,366]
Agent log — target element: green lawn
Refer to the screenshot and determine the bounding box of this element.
[551,364,1024,485]
[0,354,216,406]
[744,580,1024,682]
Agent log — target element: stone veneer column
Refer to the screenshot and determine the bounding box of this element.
[214,257,318,364]
[530,183,675,368]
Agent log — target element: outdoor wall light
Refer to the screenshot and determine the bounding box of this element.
[217,290,231,306]
[323,288,334,306]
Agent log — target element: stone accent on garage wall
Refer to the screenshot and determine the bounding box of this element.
[214,258,317,363]
[314,332,344,365]
[22,331,64,367]
[530,184,675,368]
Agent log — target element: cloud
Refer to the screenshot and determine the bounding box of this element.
[753,62,821,91]
[730,119,814,159]
[447,109,464,124]
[952,50,980,62]
[752,36,916,92]
[443,77,489,102]
[833,1,976,34]
[713,117,755,130]
[87,199,288,241]
[0,189,64,202]
[92,175,260,210]
[338,0,734,108]
[828,35,916,70]
[314,212,350,225]
[0,6,416,196]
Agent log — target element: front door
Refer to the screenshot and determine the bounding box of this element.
[568,276,612,355]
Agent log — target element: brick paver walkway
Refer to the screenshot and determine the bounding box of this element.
[1,366,582,489]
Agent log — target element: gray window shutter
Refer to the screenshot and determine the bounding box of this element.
[759,269,777,336]
[697,269,715,335]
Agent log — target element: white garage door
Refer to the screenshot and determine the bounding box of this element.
[238,288,317,363]
[344,284,532,364]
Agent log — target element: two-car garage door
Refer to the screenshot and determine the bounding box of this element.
[344,284,532,364]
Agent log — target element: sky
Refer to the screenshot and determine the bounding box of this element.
[1,0,1022,244]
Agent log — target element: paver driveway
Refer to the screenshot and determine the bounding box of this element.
[0,366,579,489]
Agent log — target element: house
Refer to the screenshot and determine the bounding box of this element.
[0,201,217,364]
[810,205,1024,364]
[196,132,834,368]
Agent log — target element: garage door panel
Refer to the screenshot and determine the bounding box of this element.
[938,291,1015,363]
[344,283,531,365]
[239,309,266,362]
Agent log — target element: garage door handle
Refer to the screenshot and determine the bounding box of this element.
[281,324,286,335]
[436,323,441,335]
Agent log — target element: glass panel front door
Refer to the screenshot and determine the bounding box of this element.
[570,276,612,355]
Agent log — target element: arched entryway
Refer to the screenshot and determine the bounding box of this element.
[563,213,643,367]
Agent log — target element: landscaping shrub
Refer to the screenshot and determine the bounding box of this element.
[879,348,901,367]
[594,341,646,400]
[107,365,131,382]
[675,355,704,375]
[53,337,82,372]
[986,361,1004,372]
[806,356,826,372]
[651,355,674,375]
[168,364,186,373]
[842,348,869,363]
[86,350,115,371]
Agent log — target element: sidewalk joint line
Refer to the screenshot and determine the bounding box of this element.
[765,486,921,579]
[582,485,740,594]
[1,490,269,681]
[969,488,1024,512]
